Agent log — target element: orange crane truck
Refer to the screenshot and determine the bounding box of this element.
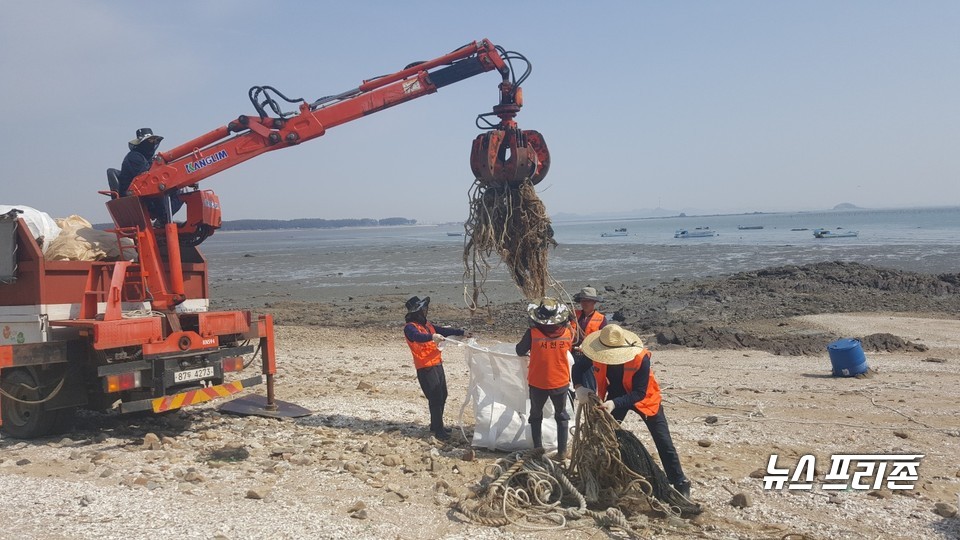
[0,39,549,438]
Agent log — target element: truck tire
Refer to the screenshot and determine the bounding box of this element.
[1,369,58,439]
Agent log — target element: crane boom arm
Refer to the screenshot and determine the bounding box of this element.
[129,40,508,197]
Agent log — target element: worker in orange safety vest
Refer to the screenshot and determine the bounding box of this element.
[576,324,692,498]
[515,297,575,459]
[403,295,469,440]
[571,286,608,391]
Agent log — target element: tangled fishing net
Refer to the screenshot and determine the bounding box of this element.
[570,393,700,516]
[463,179,556,308]
[453,393,702,537]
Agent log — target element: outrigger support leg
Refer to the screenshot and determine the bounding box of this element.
[219,314,311,419]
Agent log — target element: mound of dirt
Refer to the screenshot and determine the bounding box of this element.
[618,261,960,327]
[614,262,958,355]
[858,332,929,353]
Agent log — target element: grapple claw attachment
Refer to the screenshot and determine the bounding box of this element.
[523,130,550,186]
[470,128,549,188]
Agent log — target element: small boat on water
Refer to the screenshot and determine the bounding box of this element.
[813,228,858,239]
[446,232,464,237]
[791,228,809,231]
[675,229,717,239]
[601,228,628,237]
[738,225,763,230]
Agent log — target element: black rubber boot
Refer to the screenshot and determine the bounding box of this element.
[530,422,543,449]
[555,420,569,459]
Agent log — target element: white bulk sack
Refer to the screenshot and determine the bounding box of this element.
[459,340,572,452]
[0,205,61,253]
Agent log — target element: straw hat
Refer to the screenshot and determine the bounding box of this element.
[580,324,645,365]
[573,286,603,303]
[128,127,163,150]
[405,295,430,313]
[527,297,569,326]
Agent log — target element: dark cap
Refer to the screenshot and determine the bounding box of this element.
[128,127,163,150]
[405,295,430,313]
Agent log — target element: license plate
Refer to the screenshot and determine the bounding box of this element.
[174,366,215,383]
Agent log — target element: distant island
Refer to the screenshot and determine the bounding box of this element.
[92,217,417,231]
[832,203,861,210]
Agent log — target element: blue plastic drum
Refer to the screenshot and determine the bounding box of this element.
[827,338,869,377]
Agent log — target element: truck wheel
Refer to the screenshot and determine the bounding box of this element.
[1,369,57,439]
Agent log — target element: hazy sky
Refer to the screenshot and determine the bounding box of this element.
[2,1,958,224]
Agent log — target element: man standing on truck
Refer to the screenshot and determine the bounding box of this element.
[118,128,181,223]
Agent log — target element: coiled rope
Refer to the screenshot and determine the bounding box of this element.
[454,448,635,533]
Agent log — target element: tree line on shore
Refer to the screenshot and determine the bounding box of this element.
[91,217,417,231]
[219,217,416,230]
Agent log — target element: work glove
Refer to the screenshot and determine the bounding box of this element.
[603,400,616,414]
[431,334,444,343]
[575,386,594,405]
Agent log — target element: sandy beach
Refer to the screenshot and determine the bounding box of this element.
[0,263,958,539]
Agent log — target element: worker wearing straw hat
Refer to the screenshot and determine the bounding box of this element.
[577,324,692,498]
[571,286,608,391]
[515,297,575,459]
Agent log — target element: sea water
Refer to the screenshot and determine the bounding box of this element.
[200,206,960,302]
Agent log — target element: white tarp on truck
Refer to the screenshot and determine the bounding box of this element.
[458,340,572,452]
[0,205,61,253]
